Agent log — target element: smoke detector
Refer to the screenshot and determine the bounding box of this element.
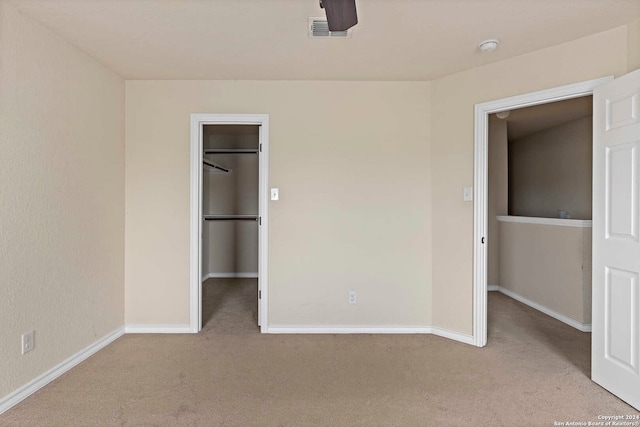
[309,17,352,38]
[479,39,499,53]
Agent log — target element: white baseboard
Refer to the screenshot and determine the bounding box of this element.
[266,326,431,334]
[124,324,192,334]
[265,325,475,346]
[487,284,500,291]
[0,321,475,416]
[202,272,259,281]
[493,286,592,332]
[429,326,476,345]
[0,327,124,415]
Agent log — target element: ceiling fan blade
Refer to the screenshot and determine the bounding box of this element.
[321,0,358,32]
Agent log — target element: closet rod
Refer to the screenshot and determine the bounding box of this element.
[203,215,259,221]
[204,148,258,154]
[202,159,230,173]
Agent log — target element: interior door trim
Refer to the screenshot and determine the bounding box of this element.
[189,113,270,333]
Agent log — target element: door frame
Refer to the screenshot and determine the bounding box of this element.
[472,77,612,347]
[189,113,270,333]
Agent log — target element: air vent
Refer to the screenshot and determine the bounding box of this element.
[308,17,352,38]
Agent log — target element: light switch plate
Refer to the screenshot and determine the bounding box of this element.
[270,188,279,201]
[22,331,34,355]
[463,187,473,201]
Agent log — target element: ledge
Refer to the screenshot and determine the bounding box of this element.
[496,215,592,228]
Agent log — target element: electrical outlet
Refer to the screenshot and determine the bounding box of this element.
[22,331,35,355]
[348,290,357,305]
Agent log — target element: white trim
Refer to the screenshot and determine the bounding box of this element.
[189,115,203,333]
[487,285,500,291]
[0,327,124,415]
[497,215,592,228]
[266,326,431,334]
[474,95,489,348]
[202,272,259,281]
[493,286,592,332]
[124,324,192,334]
[265,326,475,345]
[258,120,270,331]
[190,114,269,334]
[473,76,612,347]
[430,327,476,345]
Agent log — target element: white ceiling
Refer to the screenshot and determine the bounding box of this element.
[9,0,640,81]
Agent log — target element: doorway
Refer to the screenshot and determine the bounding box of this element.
[486,96,596,379]
[487,96,593,331]
[472,77,612,347]
[189,114,270,333]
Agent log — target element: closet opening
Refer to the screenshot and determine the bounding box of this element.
[189,114,269,333]
[202,124,259,330]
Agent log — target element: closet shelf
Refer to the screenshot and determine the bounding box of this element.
[204,148,258,155]
[203,215,259,221]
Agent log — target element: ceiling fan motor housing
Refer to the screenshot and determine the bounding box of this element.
[320,0,358,32]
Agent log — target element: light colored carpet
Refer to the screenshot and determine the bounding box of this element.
[2,279,638,426]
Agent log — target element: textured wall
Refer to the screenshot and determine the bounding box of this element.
[0,3,124,399]
[499,220,592,324]
[125,81,432,326]
[509,117,593,220]
[431,26,628,334]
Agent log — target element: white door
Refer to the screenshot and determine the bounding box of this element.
[593,68,640,410]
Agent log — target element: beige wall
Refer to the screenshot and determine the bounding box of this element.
[628,16,640,72]
[499,220,592,324]
[488,118,508,286]
[0,2,124,399]
[431,26,628,334]
[125,81,432,326]
[509,116,593,219]
[126,24,633,332]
